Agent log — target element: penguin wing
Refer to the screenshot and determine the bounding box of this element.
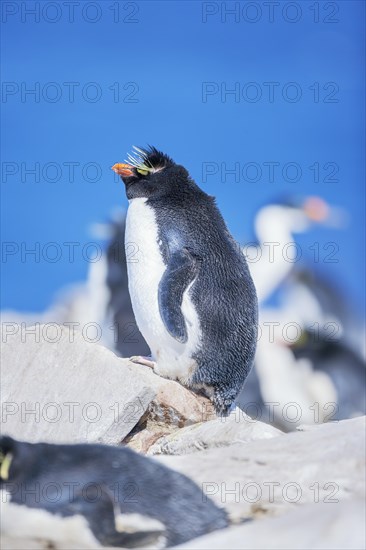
[66,484,166,548]
[158,247,201,343]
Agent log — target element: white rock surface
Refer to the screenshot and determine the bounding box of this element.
[0,324,154,444]
[148,408,283,455]
[177,499,366,550]
[158,417,365,521]
[1,326,364,550]
[0,324,214,447]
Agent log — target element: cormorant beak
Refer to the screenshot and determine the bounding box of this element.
[303,196,330,222]
[111,163,134,177]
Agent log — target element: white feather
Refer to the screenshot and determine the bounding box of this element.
[0,491,100,548]
[125,198,201,383]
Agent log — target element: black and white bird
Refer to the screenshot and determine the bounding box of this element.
[247,195,334,304]
[105,215,150,358]
[238,195,365,429]
[112,146,258,415]
[289,326,366,420]
[0,435,228,548]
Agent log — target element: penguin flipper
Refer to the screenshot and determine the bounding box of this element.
[66,485,166,548]
[158,248,201,343]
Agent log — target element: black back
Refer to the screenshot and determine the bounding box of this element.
[0,436,228,547]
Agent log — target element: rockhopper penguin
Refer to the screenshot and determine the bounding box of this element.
[112,146,258,415]
[0,435,228,547]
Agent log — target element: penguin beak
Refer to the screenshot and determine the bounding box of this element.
[303,196,330,222]
[111,163,134,177]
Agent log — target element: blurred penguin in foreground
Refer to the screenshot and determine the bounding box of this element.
[0,435,227,548]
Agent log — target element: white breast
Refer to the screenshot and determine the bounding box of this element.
[125,198,201,382]
[0,492,100,548]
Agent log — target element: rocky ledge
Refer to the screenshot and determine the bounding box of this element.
[1,324,365,549]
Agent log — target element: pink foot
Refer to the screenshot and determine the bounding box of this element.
[129,356,156,369]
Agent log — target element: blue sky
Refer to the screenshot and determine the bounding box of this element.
[1,0,365,314]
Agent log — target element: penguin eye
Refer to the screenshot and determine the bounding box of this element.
[136,168,149,176]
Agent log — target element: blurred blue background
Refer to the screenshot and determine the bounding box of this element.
[1,0,365,315]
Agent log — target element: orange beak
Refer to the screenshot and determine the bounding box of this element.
[303,196,330,222]
[111,163,134,177]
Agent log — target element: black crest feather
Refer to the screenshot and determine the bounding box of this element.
[125,145,174,172]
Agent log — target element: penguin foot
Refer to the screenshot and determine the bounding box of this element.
[129,356,156,369]
[212,388,237,417]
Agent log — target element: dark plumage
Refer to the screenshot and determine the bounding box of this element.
[0,435,228,547]
[290,329,366,420]
[106,218,150,357]
[113,146,258,415]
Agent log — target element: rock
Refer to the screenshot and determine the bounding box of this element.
[0,324,215,448]
[2,323,364,549]
[177,499,366,549]
[123,363,215,452]
[0,324,155,444]
[148,408,283,455]
[158,416,365,522]
[129,362,216,424]
[0,537,55,550]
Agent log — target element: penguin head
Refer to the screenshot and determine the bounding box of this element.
[112,146,190,200]
[255,195,331,239]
